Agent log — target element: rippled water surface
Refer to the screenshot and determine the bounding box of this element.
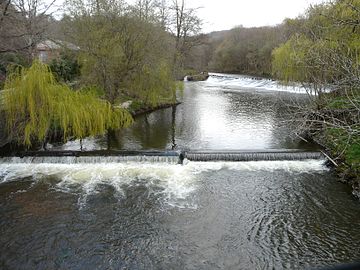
[1,74,359,270]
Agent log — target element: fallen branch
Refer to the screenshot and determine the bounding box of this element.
[321,150,339,167]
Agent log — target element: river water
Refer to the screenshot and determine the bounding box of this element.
[0,74,359,269]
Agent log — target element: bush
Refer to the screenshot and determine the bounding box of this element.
[49,51,81,82]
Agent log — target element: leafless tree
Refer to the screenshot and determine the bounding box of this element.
[0,0,57,58]
[155,0,168,29]
[133,0,156,21]
[171,1,201,52]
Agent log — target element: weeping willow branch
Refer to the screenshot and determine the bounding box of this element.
[3,60,133,146]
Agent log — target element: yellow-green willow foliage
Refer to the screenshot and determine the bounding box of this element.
[4,61,133,146]
[272,0,360,84]
[272,35,312,82]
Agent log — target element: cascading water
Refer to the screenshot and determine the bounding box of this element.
[206,73,307,93]
[0,155,181,164]
[0,149,328,208]
[185,150,323,162]
[0,149,325,165]
[0,149,328,212]
[0,157,329,208]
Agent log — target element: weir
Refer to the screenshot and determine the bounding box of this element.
[0,150,325,164]
[185,150,324,162]
[0,150,181,164]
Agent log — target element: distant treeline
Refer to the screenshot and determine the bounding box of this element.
[209,26,287,77]
[184,21,296,77]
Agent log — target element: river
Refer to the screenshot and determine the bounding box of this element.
[0,74,359,269]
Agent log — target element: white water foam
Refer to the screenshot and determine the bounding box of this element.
[184,159,328,173]
[0,160,328,208]
[206,73,307,93]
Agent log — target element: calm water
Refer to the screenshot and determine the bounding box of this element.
[0,74,359,269]
[52,74,316,151]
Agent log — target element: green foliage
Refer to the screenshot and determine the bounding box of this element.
[67,1,177,105]
[80,85,105,97]
[3,61,133,146]
[0,52,29,87]
[49,51,81,82]
[327,98,352,109]
[272,35,312,82]
[128,100,144,112]
[323,92,360,170]
[326,95,360,109]
[183,69,197,76]
[347,143,360,168]
[132,62,177,106]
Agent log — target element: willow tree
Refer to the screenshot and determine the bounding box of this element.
[272,1,360,86]
[3,61,133,146]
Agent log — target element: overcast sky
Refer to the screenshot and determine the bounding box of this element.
[187,0,327,33]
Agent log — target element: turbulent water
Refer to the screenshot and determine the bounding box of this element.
[207,73,307,93]
[1,74,359,270]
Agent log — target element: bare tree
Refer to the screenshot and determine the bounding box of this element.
[0,0,57,58]
[155,0,168,29]
[133,0,156,21]
[167,0,201,76]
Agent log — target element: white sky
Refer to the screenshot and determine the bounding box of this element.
[187,0,327,33]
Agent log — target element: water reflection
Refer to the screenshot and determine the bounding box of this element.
[109,107,177,150]
[50,74,317,151]
[108,78,317,151]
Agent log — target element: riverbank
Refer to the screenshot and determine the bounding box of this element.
[315,133,360,197]
[310,93,360,197]
[130,101,181,117]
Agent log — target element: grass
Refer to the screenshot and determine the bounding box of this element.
[323,127,360,190]
[324,89,360,110]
